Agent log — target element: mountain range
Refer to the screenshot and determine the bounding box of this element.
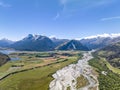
[0,33,120,51]
[80,36,120,50]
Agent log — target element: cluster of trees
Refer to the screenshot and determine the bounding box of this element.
[99,72,120,90]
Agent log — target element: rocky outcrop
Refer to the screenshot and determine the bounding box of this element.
[0,53,10,66]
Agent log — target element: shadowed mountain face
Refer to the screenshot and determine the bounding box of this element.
[80,36,120,50]
[51,38,69,47]
[0,53,10,66]
[10,34,55,51]
[96,42,120,68]
[56,40,89,51]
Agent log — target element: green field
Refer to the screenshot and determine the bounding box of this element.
[0,51,82,90]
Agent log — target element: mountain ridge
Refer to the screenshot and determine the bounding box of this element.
[56,40,89,51]
[1,33,120,51]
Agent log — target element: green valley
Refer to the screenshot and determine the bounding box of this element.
[0,51,82,90]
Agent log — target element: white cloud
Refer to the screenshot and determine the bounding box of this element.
[60,0,68,5]
[59,0,114,9]
[53,0,78,19]
[49,35,56,38]
[56,0,115,19]
[84,33,120,39]
[53,13,60,20]
[0,2,11,8]
[101,16,120,21]
[75,38,82,40]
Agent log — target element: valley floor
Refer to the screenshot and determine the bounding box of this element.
[1,50,120,90]
[0,51,81,90]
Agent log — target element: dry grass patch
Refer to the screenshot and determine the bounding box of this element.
[76,75,89,89]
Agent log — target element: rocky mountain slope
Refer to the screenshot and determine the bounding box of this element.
[56,40,89,51]
[51,38,69,47]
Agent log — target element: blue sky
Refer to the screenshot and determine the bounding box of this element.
[0,0,120,41]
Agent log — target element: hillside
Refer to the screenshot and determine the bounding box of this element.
[95,42,120,68]
[89,57,120,90]
[56,40,89,51]
[0,53,10,66]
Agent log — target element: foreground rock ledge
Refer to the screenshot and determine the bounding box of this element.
[49,51,99,90]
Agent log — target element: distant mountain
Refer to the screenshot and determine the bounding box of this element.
[0,53,10,66]
[51,37,69,47]
[3,33,120,51]
[0,39,14,47]
[10,34,55,51]
[56,40,89,51]
[80,35,120,50]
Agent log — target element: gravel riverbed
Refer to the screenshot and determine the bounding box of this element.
[49,51,99,90]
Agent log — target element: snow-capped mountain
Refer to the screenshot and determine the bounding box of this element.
[80,33,120,50]
[10,34,55,51]
[1,33,120,51]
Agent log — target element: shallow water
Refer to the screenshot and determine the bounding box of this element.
[10,57,20,61]
[0,50,16,55]
[0,49,21,61]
